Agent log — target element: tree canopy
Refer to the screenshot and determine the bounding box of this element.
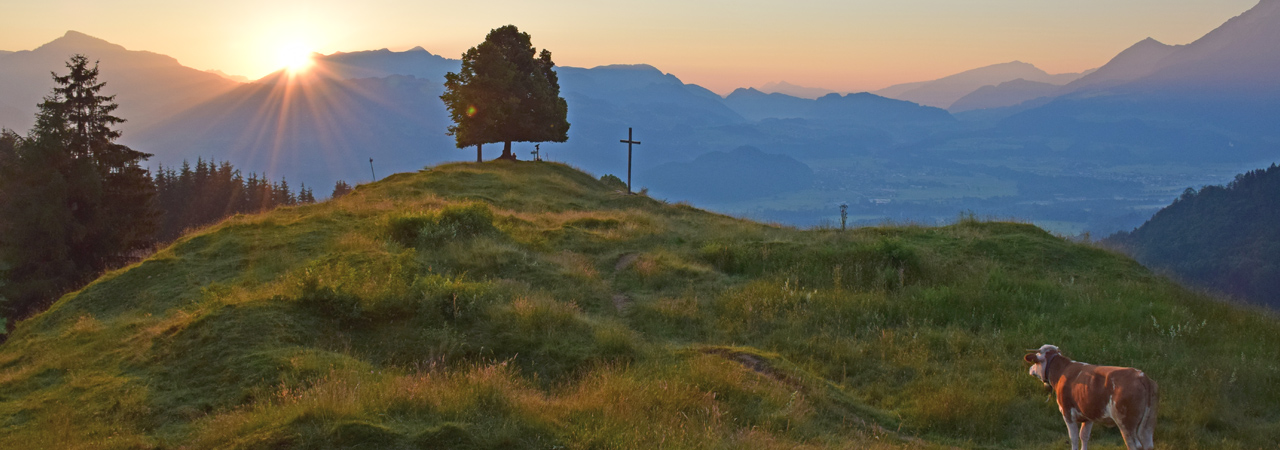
[441,25,569,160]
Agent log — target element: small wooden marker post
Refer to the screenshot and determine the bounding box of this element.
[840,204,848,230]
[619,128,641,193]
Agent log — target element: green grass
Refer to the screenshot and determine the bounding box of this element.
[1,160,1278,449]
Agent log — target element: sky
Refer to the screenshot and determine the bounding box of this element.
[0,0,1262,94]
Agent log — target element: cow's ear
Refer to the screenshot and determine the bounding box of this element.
[1024,353,1038,363]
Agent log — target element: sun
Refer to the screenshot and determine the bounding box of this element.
[276,42,315,74]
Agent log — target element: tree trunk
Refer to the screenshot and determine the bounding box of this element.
[499,141,516,160]
[476,144,483,163]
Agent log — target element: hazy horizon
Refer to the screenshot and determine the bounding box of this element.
[0,0,1261,94]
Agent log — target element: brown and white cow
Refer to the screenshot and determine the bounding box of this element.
[1024,344,1158,450]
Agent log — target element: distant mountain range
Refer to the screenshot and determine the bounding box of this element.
[312,47,461,80]
[757,81,835,99]
[984,0,1280,146]
[205,69,250,83]
[1118,0,1280,91]
[872,61,1092,110]
[960,0,1280,117]
[948,78,1063,113]
[0,31,240,134]
[722,88,952,126]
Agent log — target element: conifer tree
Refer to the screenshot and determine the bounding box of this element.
[332,180,353,198]
[275,178,295,206]
[0,55,157,326]
[298,184,316,204]
[149,159,307,241]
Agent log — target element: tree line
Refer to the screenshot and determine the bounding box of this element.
[0,55,351,332]
[152,158,324,242]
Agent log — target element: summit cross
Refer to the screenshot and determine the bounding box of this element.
[620,127,641,193]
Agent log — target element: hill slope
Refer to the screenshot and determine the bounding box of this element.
[1,162,1278,449]
[1107,163,1280,308]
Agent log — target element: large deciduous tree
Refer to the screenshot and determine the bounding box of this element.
[0,55,157,327]
[441,25,570,161]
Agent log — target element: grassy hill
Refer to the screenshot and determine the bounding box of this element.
[1,161,1278,449]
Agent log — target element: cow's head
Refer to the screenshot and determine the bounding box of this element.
[1024,344,1061,385]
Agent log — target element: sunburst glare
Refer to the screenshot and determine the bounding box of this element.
[277,41,315,74]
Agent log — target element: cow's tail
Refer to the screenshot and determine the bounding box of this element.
[1139,374,1159,449]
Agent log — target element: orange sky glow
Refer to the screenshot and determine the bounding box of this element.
[0,0,1261,94]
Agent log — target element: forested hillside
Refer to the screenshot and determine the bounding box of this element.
[1108,164,1280,308]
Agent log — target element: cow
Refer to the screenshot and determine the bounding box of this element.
[1024,344,1158,450]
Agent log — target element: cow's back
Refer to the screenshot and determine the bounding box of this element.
[1057,364,1155,428]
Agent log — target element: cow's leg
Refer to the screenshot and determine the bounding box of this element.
[1116,424,1136,450]
[1139,412,1156,450]
[1111,400,1143,450]
[1078,421,1093,450]
[1139,388,1158,450]
[1064,416,1082,450]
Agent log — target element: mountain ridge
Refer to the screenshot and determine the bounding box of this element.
[873,61,1090,109]
[758,80,836,99]
[948,78,1061,113]
[0,30,240,134]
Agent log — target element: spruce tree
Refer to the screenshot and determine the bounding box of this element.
[276,178,295,206]
[332,180,353,198]
[298,184,316,204]
[0,55,157,326]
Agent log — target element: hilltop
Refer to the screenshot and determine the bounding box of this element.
[1,162,1278,449]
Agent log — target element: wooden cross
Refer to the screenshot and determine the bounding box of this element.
[620,128,641,193]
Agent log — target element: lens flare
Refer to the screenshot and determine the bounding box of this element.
[466,105,477,117]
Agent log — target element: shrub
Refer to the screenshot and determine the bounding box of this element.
[388,214,434,247]
[435,203,497,238]
[599,174,627,191]
[411,274,503,325]
[388,203,497,247]
[565,217,621,230]
[296,271,363,327]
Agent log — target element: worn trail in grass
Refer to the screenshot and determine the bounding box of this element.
[2,161,1278,449]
